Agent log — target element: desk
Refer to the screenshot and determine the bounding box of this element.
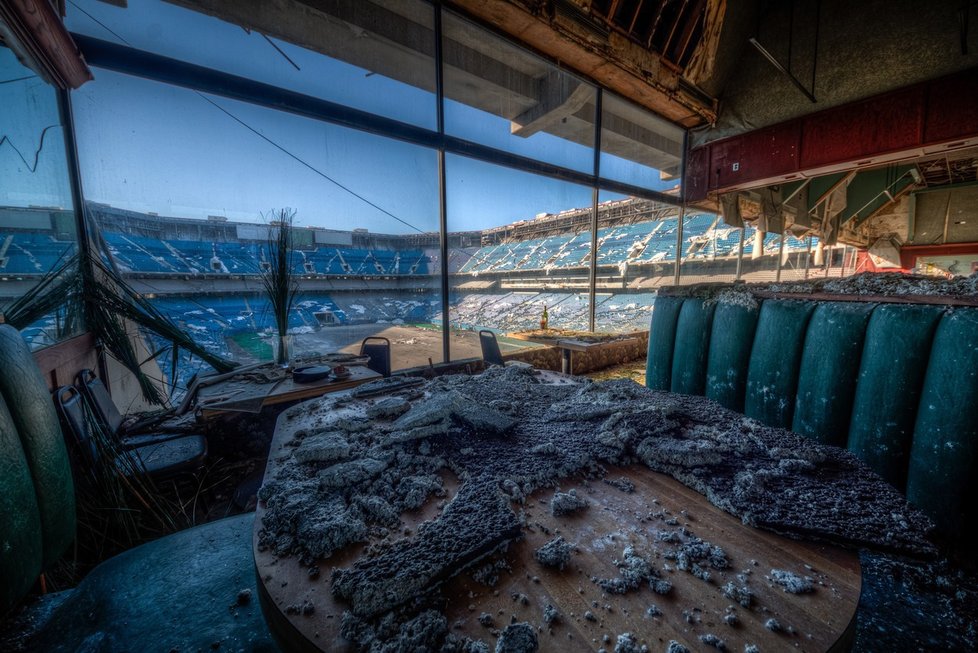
[254,374,861,653]
[556,337,639,374]
[197,365,381,418]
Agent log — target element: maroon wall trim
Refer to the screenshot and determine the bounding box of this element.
[688,67,978,201]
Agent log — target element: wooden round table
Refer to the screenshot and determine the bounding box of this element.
[255,391,861,652]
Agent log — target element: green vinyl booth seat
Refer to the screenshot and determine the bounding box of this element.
[646,292,978,542]
[0,325,276,651]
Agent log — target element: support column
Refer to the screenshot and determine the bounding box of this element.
[804,236,812,279]
[776,233,786,282]
[735,228,745,281]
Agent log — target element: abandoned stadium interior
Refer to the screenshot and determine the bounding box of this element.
[1,1,976,652]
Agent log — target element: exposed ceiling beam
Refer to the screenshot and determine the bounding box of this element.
[510,71,593,137]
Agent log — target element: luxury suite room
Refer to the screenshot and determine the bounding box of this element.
[1,1,976,651]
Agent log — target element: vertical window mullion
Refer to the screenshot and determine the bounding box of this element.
[589,89,602,333]
[674,131,689,286]
[59,90,91,266]
[434,4,450,364]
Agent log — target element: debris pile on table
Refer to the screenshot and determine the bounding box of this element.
[258,365,935,652]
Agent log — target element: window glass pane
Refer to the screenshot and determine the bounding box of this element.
[446,155,593,361]
[0,46,82,350]
[442,11,596,173]
[67,0,437,129]
[591,192,679,333]
[600,92,684,192]
[73,70,442,393]
[674,212,742,285]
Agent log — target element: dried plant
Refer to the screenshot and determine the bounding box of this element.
[261,208,299,364]
[3,251,237,405]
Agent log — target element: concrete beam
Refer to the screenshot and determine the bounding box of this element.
[510,70,593,137]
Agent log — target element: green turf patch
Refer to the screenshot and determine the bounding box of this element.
[229,332,273,361]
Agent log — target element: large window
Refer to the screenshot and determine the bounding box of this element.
[73,70,442,387]
[592,191,677,332]
[0,46,82,350]
[60,0,709,378]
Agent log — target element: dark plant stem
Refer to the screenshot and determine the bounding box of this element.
[261,208,299,365]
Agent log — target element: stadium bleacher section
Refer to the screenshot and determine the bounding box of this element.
[150,293,444,335]
[98,229,430,278]
[88,212,815,353]
[0,233,74,273]
[443,290,653,333]
[459,213,816,274]
[88,204,816,282]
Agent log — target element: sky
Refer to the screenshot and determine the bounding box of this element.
[19,0,678,234]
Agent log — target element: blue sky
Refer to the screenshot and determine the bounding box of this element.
[58,0,672,234]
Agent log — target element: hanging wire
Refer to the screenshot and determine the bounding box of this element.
[0,74,38,85]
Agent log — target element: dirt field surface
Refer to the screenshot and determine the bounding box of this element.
[286,324,542,370]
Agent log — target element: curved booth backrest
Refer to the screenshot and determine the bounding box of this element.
[646,295,684,391]
[705,301,760,412]
[906,307,978,539]
[744,300,815,429]
[0,325,77,591]
[792,302,875,447]
[846,304,943,490]
[647,293,977,540]
[0,391,43,612]
[670,298,716,396]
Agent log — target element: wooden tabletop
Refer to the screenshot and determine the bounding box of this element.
[556,337,640,352]
[255,393,861,652]
[198,365,381,418]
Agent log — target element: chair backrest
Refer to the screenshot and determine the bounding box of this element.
[54,385,99,470]
[360,336,392,378]
[76,368,124,435]
[479,330,504,366]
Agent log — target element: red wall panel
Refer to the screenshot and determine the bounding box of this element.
[710,136,743,188]
[739,122,800,180]
[923,68,978,145]
[800,87,924,169]
[686,67,978,198]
